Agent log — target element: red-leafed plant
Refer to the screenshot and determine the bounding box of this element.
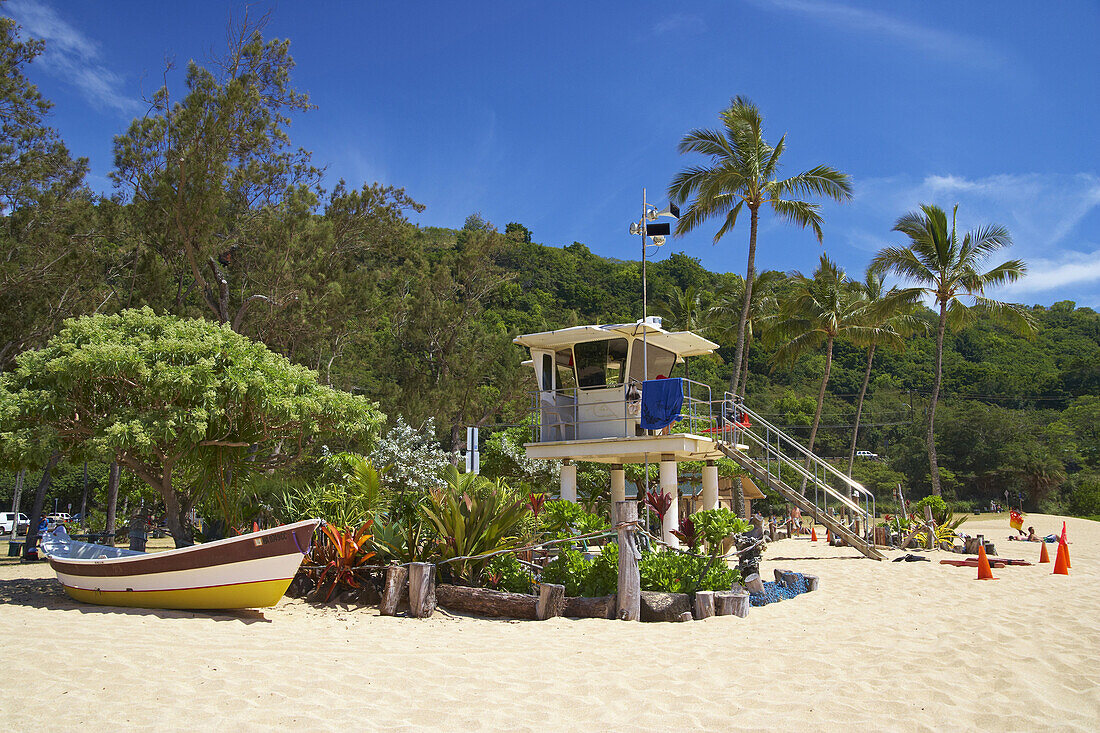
[671,515,700,551]
[316,520,376,601]
[528,493,547,519]
[644,489,673,524]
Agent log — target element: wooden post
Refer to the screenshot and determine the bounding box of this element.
[729,591,749,618]
[536,583,566,620]
[408,562,436,618]
[380,564,408,616]
[694,590,715,620]
[613,500,641,621]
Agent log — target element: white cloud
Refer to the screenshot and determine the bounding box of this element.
[751,0,1009,70]
[831,172,1100,304]
[653,13,706,37]
[4,0,143,116]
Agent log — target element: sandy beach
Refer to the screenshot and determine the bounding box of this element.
[2,513,1097,731]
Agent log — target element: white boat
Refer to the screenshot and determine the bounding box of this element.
[41,519,320,610]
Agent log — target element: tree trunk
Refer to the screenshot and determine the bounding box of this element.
[728,206,759,398]
[158,465,193,548]
[928,303,948,496]
[23,452,61,559]
[846,344,876,478]
[79,461,89,524]
[801,336,834,493]
[8,469,25,541]
[105,462,121,546]
[738,333,752,396]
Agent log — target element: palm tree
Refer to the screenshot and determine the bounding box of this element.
[709,270,782,392]
[669,96,852,398]
[844,268,924,477]
[872,204,1034,496]
[651,285,711,380]
[769,255,876,489]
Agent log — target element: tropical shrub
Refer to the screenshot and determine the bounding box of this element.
[482,554,535,594]
[540,544,619,597]
[313,520,376,601]
[639,550,738,594]
[422,467,530,584]
[691,508,750,552]
[540,499,610,541]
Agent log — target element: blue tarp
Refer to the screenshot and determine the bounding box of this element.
[641,378,683,430]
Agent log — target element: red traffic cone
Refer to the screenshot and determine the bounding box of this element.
[1053,539,1069,576]
[976,544,997,580]
[1038,541,1050,564]
[811,526,818,542]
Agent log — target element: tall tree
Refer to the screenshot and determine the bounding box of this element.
[652,284,711,380]
[708,270,782,392]
[769,254,876,488]
[111,12,319,329]
[844,268,923,476]
[873,204,1033,495]
[0,12,98,369]
[668,96,852,398]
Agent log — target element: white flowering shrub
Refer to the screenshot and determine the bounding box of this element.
[369,416,455,492]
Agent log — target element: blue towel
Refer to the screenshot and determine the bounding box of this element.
[641,378,683,430]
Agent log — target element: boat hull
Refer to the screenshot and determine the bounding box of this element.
[47,519,319,610]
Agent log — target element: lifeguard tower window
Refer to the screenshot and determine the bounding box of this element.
[574,338,628,390]
[555,349,577,390]
[540,354,554,392]
[629,342,676,382]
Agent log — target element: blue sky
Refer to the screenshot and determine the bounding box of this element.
[5,0,1100,306]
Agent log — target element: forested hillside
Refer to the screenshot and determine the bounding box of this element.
[3,14,1099,519]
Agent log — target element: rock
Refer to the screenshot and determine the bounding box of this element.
[640,590,691,622]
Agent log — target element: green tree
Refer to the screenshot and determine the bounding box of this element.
[0,12,97,369]
[845,268,923,476]
[0,309,383,546]
[872,204,1034,495]
[669,95,852,397]
[708,269,783,391]
[769,255,874,486]
[111,14,318,329]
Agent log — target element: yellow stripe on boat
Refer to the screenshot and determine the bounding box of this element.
[61,578,294,610]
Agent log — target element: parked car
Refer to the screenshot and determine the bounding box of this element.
[1,512,30,535]
[46,513,72,526]
[855,450,880,460]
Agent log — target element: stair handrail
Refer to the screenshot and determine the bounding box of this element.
[720,394,872,519]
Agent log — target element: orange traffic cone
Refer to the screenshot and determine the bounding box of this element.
[1053,539,1069,576]
[976,544,997,580]
[811,527,818,542]
[827,529,833,545]
[1038,541,1050,564]
[1060,523,1071,568]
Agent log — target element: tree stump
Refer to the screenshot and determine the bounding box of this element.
[380,564,408,616]
[728,591,749,618]
[408,562,436,619]
[536,583,566,620]
[714,590,738,616]
[613,500,641,621]
[743,572,765,595]
[640,591,691,622]
[803,574,819,592]
[678,611,693,622]
[693,590,716,620]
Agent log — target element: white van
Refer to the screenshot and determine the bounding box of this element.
[855,450,879,460]
[1,512,30,534]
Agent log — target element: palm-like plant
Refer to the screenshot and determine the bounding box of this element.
[708,270,783,391]
[651,285,712,380]
[669,96,852,397]
[872,204,1034,495]
[769,255,878,488]
[845,268,925,477]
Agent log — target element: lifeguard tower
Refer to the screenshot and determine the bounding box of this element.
[514,318,885,559]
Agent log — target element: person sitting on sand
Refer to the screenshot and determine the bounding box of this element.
[1009,526,1040,542]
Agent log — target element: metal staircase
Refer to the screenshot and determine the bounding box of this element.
[716,395,885,561]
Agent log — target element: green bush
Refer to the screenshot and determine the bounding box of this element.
[540,544,618,597]
[639,550,739,594]
[482,554,535,594]
[1068,476,1100,516]
[541,500,610,540]
[691,508,750,551]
